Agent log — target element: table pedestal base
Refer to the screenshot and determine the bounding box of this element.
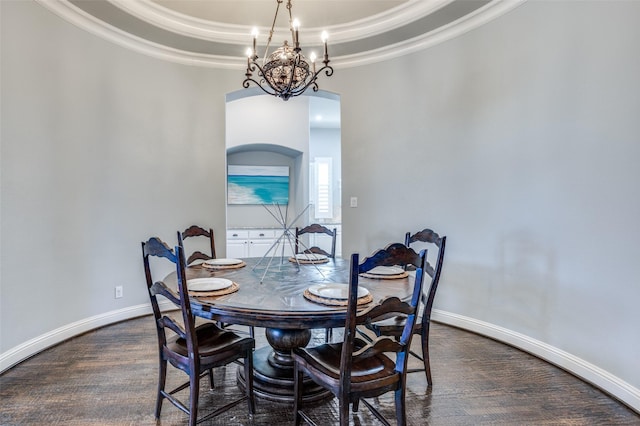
[237,328,331,404]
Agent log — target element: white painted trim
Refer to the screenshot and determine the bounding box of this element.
[0,301,175,373]
[432,309,640,414]
[110,0,454,45]
[36,0,524,70]
[334,0,525,68]
[35,0,245,69]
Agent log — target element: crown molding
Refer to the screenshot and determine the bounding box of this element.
[109,0,455,45]
[335,0,525,68]
[36,0,244,69]
[36,0,525,70]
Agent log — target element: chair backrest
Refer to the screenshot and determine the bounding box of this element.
[295,223,337,258]
[178,225,216,264]
[142,237,199,365]
[405,229,447,325]
[340,244,427,396]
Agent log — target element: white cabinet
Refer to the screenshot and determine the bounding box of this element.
[226,229,293,258]
[226,230,249,258]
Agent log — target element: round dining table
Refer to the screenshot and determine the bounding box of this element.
[164,256,413,403]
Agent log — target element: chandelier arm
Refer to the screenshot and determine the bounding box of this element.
[243,77,277,97]
[244,61,287,97]
[290,64,333,98]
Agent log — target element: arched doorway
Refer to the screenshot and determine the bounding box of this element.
[224,89,341,258]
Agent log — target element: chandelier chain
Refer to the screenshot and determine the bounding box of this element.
[263,0,283,63]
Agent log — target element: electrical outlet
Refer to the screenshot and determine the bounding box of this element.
[115,286,123,299]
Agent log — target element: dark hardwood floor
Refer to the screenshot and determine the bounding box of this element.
[1,316,638,425]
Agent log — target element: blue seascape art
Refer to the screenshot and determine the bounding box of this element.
[228,165,290,205]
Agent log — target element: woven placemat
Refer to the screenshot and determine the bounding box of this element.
[201,261,246,270]
[303,289,373,306]
[289,257,330,264]
[188,281,239,297]
[359,271,409,280]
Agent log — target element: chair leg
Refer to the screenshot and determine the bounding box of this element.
[188,372,200,426]
[339,396,349,426]
[155,358,167,419]
[352,398,360,412]
[395,387,407,426]
[422,324,432,386]
[244,349,255,415]
[325,327,333,343]
[208,368,215,390]
[293,363,303,425]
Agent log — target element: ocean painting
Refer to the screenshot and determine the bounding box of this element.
[227,165,290,205]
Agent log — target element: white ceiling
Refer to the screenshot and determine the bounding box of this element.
[150,0,409,27]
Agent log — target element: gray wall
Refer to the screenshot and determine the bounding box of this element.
[330,1,640,392]
[1,1,231,349]
[1,0,639,409]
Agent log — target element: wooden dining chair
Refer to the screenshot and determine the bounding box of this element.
[177,225,216,265]
[141,237,255,426]
[292,244,427,426]
[295,223,337,258]
[363,228,446,386]
[178,225,255,339]
[295,224,338,342]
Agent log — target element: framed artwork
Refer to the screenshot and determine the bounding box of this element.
[227,165,290,205]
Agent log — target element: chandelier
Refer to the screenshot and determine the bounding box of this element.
[242,0,333,101]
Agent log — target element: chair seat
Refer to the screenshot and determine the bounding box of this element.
[293,340,398,386]
[369,315,423,337]
[167,323,254,361]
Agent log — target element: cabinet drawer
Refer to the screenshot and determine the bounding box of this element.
[227,230,249,239]
[249,229,276,239]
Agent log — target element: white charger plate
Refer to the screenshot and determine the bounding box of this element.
[307,283,369,300]
[203,258,243,266]
[187,277,233,292]
[294,253,328,261]
[367,266,405,276]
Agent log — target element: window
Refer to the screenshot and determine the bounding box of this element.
[313,157,333,219]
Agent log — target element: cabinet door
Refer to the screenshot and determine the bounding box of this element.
[227,240,248,258]
[248,239,277,258]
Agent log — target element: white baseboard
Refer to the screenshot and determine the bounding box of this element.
[2,306,638,414]
[0,300,174,373]
[432,309,640,414]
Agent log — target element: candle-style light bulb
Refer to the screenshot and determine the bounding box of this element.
[321,31,328,61]
[245,47,252,67]
[292,19,300,49]
[251,27,258,57]
[310,52,317,73]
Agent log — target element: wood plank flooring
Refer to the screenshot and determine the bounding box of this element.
[1,316,638,425]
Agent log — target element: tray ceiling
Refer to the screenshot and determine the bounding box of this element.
[43,0,524,68]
